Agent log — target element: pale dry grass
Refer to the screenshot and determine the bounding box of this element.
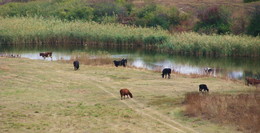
[184,92,260,133]
[0,58,256,133]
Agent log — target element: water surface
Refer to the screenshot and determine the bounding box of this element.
[1,44,260,80]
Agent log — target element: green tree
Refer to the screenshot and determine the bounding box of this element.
[247,6,260,36]
[195,6,231,34]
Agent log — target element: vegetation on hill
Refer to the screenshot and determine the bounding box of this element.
[0,0,259,36]
[0,0,259,57]
[247,6,260,36]
[194,6,231,34]
[244,0,260,3]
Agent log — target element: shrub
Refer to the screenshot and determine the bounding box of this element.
[54,7,94,21]
[195,6,231,34]
[133,4,187,30]
[247,6,260,36]
[0,0,94,21]
[91,0,131,23]
[243,0,260,3]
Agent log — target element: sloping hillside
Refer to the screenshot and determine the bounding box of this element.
[133,0,260,13]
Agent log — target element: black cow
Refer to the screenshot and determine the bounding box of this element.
[162,68,171,79]
[113,58,127,67]
[73,60,80,70]
[199,84,209,92]
[121,58,127,66]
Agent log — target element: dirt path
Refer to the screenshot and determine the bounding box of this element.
[94,82,198,133]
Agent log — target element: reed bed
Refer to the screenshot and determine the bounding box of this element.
[163,32,260,57]
[0,17,169,46]
[0,17,260,57]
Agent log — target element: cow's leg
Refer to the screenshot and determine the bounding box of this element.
[245,80,249,86]
[168,74,171,79]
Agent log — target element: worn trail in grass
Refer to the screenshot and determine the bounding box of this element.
[0,58,254,133]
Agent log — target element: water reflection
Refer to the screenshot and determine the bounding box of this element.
[1,44,260,80]
[21,52,71,61]
[228,71,244,79]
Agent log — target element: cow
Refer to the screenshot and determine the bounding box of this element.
[39,52,52,60]
[245,77,260,86]
[162,68,171,79]
[199,84,209,92]
[113,58,127,67]
[121,58,127,66]
[204,67,213,74]
[120,88,133,100]
[73,60,80,70]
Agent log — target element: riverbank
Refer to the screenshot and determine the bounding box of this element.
[1,17,260,57]
[0,57,257,132]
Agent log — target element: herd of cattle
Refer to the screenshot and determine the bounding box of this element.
[39,52,259,99]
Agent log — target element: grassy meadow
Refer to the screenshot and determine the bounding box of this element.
[1,17,260,57]
[0,57,258,133]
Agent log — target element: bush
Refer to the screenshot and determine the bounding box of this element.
[133,4,187,30]
[195,6,231,34]
[54,6,94,21]
[0,0,94,21]
[247,6,260,36]
[243,0,260,3]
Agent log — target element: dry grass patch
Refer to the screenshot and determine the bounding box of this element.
[184,91,260,133]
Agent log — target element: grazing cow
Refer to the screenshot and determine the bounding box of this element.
[73,60,80,70]
[39,52,52,59]
[120,88,133,100]
[121,58,127,66]
[113,60,121,67]
[204,67,213,74]
[162,68,171,79]
[245,77,260,86]
[113,58,127,67]
[199,84,209,92]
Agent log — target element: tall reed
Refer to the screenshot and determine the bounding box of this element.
[161,32,260,57]
[0,16,169,45]
[0,17,260,57]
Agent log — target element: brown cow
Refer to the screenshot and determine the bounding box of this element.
[245,77,260,86]
[39,52,52,59]
[120,88,133,100]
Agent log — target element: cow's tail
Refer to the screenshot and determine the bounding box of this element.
[129,92,133,98]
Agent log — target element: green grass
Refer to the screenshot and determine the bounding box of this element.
[0,57,256,132]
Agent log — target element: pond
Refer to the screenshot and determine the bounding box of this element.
[1,44,260,80]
